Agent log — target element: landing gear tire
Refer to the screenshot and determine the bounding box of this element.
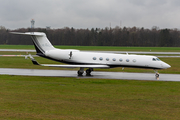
[77,70,83,76]
[86,68,93,76]
[155,73,159,77]
[86,69,91,76]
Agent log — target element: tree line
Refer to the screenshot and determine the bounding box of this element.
[0,26,180,47]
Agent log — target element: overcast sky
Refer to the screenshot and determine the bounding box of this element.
[0,0,180,30]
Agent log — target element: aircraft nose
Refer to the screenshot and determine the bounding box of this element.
[163,63,171,69]
[167,64,171,68]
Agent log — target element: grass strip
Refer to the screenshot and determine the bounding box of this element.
[0,75,180,119]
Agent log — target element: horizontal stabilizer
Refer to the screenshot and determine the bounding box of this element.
[10,32,45,36]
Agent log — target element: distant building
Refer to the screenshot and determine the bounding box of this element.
[46,26,51,30]
[31,19,35,29]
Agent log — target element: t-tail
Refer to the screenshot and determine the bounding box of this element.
[11,32,56,56]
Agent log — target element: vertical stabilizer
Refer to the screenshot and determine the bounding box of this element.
[11,32,55,54]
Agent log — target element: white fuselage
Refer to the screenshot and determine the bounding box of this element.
[45,49,171,69]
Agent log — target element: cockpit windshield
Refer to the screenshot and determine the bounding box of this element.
[156,58,161,61]
[152,57,161,61]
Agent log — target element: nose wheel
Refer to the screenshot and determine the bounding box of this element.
[155,72,159,77]
[154,70,159,77]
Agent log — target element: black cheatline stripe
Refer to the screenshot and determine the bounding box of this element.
[31,36,45,53]
[108,65,162,69]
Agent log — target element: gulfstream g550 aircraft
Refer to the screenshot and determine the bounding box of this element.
[11,32,171,77]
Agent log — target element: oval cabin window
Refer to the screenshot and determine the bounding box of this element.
[106,58,109,61]
[119,58,123,62]
[133,59,136,62]
[99,57,103,61]
[112,58,116,61]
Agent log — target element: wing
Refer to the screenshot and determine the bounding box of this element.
[40,64,109,68]
[28,54,109,68]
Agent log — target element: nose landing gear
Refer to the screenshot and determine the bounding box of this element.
[154,70,159,79]
[155,72,159,77]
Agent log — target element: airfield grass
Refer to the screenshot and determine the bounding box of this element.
[0,75,180,120]
[1,45,180,52]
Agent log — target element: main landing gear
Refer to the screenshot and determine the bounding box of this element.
[77,68,93,76]
[86,68,93,76]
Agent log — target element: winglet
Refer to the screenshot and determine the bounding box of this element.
[28,54,40,65]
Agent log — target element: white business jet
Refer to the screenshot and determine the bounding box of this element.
[11,32,171,77]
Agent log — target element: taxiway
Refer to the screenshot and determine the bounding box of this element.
[0,68,179,81]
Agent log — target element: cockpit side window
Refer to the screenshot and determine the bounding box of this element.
[152,58,156,61]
